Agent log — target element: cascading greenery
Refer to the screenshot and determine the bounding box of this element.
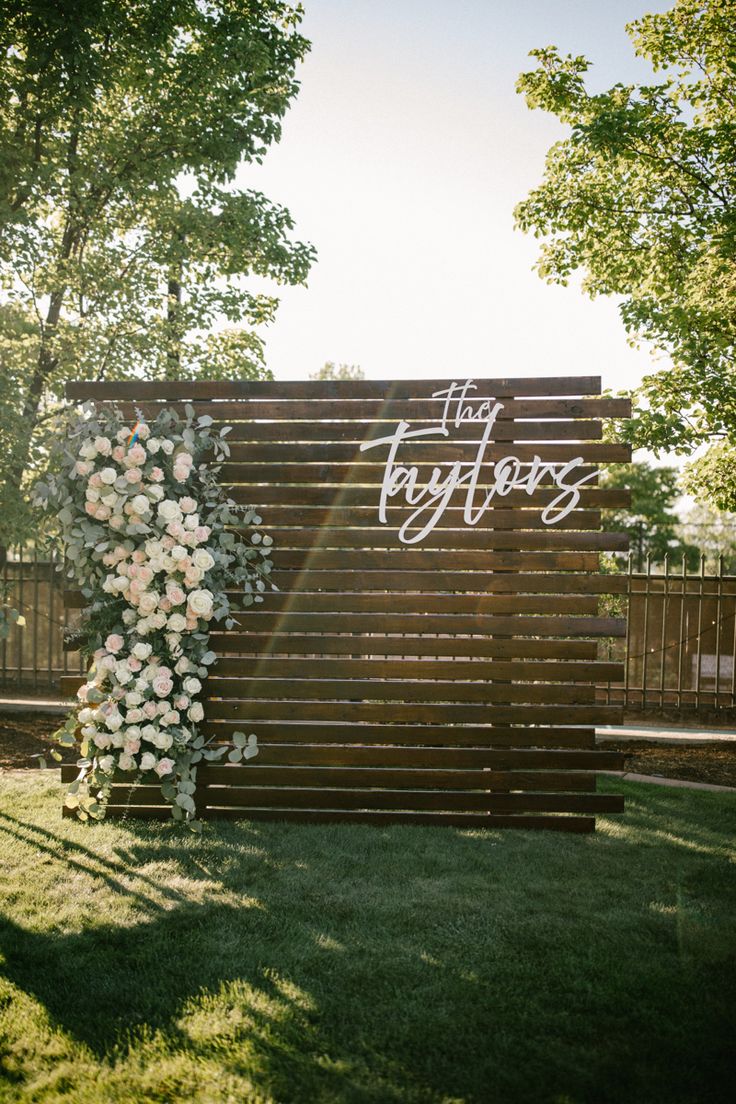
[34,402,274,828]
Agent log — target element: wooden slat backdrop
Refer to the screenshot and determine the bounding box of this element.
[63,376,630,832]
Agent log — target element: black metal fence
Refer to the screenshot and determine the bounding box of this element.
[3,549,736,720]
[1,548,84,694]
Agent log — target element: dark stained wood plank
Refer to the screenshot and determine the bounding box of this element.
[192,787,623,814]
[264,549,605,571]
[203,701,621,724]
[219,420,605,443]
[184,593,604,616]
[63,747,627,774]
[62,805,598,831]
[66,375,604,400]
[234,505,603,529]
[85,404,605,441]
[186,612,627,636]
[207,635,601,660]
[263,571,629,594]
[78,769,598,796]
[202,677,598,704]
[76,397,626,421]
[227,441,632,465]
[209,657,624,682]
[259,528,629,552]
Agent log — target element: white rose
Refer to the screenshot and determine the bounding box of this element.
[167,613,187,632]
[161,440,175,455]
[98,754,115,773]
[122,609,137,625]
[184,514,199,530]
[183,676,202,695]
[192,549,214,571]
[116,429,129,444]
[101,491,118,508]
[85,488,100,503]
[131,494,150,515]
[132,642,153,661]
[105,712,123,732]
[140,751,157,771]
[147,438,161,454]
[118,752,136,771]
[94,436,111,455]
[157,499,182,523]
[184,565,204,585]
[138,592,158,615]
[125,690,143,706]
[188,701,204,723]
[149,612,167,629]
[80,441,97,460]
[145,539,163,557]
[152,730,174,750]
[187,589,214,618]
[170,544,188,561]
[100,467,117,485]
[175,656,192,675]
[147,484,164,502]
[141,724,158,741]
[78,707,93,723]
[137,619,151,636]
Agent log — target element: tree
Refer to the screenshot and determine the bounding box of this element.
[676,501,736,572]
[0,0,316,546]
[514,0,736,507]
[601,461,698,570]
[310,362,365,380]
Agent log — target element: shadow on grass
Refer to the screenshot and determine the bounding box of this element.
[0,781,735,1103]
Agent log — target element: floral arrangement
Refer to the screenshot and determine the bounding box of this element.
[35,401,274,828]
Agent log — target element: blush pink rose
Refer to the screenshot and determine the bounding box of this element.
[112,445,126,461]
[128,657,142,672]
[105,633,124,654]
[159,597,172,612]
[167,585,185,606]
[154,757,175,778]
[194,526,210,542]
[138,566,154,585]
[152,675,173,697]
[179,496,197,513]
[89,473,103,488]
[85,502,97,516]
[143,701,158,718]
[150,467,164,482]
[125,468,142,484]
[132,550,146,564]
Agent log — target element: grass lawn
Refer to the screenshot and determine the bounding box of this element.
[0,772,734,1104]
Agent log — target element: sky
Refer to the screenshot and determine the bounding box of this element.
[243,0,672,387]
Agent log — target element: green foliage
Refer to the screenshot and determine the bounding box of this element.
[0,0,315,544]
[601,460,698,569]
[515,0,736,507]
[310,361,365,380]
[676,500,736,572]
